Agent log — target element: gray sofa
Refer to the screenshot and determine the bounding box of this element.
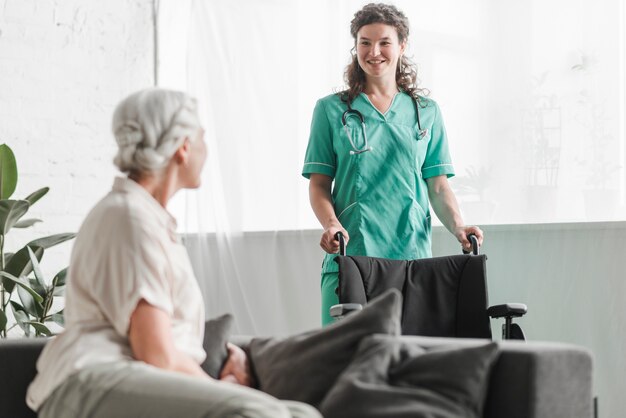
[0,335,593,418]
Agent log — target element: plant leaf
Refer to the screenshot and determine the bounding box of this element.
[50,274,65,298]
[52,285,65,296]
[25,321,52,337]
[52,267,68,288]
[49,310,65,327]
[0,200,30,234]
[28,277,46,298]
[11,301,31,337]
[0,309,6,331]
[14,218,42,228]
[27,233,76,249]
[0,144,18,199]
[27,246,47,290]
[2,245,44,294]
[0,271,44,303]
[17,285,44,318]
[24,187,49,206]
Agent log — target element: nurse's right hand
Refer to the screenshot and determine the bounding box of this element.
[320,223,349,254]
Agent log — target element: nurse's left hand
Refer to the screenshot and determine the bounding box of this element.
[454,226,484,251]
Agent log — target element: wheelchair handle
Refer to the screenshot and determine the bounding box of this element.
[335,231,347,256]
[462,234,480,255]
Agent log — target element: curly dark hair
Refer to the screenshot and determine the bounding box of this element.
[341,3,428,104]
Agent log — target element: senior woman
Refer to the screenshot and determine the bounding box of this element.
[27,88,320,418]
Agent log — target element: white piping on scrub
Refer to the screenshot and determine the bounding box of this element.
[303,162,335,169]
[422,163,453,171]
[337,202,357,219]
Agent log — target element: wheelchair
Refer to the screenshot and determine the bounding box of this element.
[330,233,527,340]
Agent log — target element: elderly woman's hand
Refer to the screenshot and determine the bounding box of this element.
[219,343,254,387]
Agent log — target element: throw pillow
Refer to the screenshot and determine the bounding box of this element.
[319,334,500,418]
[200,313,234,378]
[247,289,402,408]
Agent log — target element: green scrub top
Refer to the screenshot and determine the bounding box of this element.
[302,92,455,274]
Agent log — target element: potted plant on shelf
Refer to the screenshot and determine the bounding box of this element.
[521,71,562,222]
[0,144,75,338]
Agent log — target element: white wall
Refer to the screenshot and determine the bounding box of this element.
[0,0,154,275]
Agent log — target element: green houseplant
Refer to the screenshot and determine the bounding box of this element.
[0,144,75,338]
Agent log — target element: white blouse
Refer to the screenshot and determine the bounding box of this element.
[27,177,206,411]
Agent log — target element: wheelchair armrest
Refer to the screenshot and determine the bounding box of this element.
[330,303,363,319]
[487,303,528,319]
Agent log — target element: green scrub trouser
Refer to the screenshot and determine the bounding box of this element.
[321,271,339,326]
[38,361,321,418]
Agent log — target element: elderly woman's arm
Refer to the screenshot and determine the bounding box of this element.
[129,300,253,386]
[129,300,209,378]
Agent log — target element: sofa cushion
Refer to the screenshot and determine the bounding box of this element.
[320,334,500,418]
[247,289,402,408]
[200,313,233,378]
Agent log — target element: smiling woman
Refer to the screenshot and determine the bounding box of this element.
[302,3,483,326]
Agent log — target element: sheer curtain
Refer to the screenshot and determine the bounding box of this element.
[156,0,626,326]
[156,0,348,335]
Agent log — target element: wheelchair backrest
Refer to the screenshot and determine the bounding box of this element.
[335,254,492,338]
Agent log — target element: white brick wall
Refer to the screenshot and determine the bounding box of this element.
[0,0,154,275]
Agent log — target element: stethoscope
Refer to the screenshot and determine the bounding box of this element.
[341,96,428,155]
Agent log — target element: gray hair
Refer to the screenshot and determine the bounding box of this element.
[112,88,201,173]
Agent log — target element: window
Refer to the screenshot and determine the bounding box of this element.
[159,0,626,232]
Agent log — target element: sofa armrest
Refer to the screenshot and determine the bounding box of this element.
[0,338,47,418]
[394,336,593,418]
[485,340,593,418]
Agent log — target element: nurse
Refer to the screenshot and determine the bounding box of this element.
[302,3,484,325]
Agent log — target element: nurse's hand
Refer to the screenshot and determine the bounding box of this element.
[454,225,484,251]
[321,223,349,254]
